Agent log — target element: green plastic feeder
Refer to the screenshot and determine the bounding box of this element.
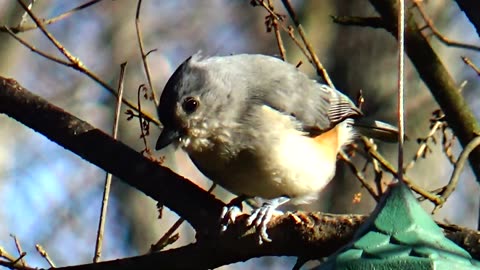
[318,182,480,269]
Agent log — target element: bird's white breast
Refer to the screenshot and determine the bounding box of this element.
[186,105,354,202]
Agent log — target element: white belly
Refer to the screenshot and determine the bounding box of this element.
[188,130,348,201]
[185,105,353,201]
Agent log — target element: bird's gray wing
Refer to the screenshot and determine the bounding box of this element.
[257,81,362,136]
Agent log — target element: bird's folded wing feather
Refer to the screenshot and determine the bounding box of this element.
[255,81,362,136]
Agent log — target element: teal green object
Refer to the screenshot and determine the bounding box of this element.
[318,182,480,269]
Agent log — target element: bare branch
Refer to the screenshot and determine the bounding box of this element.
[10,0,160,126]
[10,235,25,267]
[93,63,127,263]
[413,0,480,52]
[397,0,406,183]
[280,0,335,88]
[369,0,480,181]
[35,244,56,268]
[135,0,159,106]
[462,56,480,76]
[265,0,287,60]
[339,151,380,201]
[434,136,480,212]
[36,213,480,269]
[361,137,444,205]
[0,0,104,34]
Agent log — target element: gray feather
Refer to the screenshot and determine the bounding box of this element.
[194,54,362,134]
[350,118,399,142]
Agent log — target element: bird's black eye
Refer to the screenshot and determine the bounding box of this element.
[182,97,199,114]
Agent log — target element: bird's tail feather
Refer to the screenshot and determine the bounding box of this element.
[350,118,400,143]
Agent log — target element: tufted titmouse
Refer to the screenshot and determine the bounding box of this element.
[155,53,397,244]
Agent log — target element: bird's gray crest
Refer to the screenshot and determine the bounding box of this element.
[157,52,206,129]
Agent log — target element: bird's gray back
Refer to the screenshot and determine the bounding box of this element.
[200,54,361,134]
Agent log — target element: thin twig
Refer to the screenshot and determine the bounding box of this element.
[286,26,312,63]
[413,0,480,52]
[149,184,217,253]
[251,1,317,69]
[441,126,457,165]
[433,136,480,213]
[355,139,385,195]
[12,0,159,126]
[135,0,159,107]
[10,235,25,267]
[397,0,406,183]
[0,260,36,270]
[280,0,334,88]
[462,56,480,76]
[0,247,17,262]
[1,0,103,34]
[339,151,379,201]
[149,218,183,253]
[11,253,27,267]
[4,27,72,66]
[93,63,127,263]
[35,244,55,268]
[264,0,287,60]
[361,137,443,205]
[251,1,306,62]
[18,0,36,27]
[16,0,84,68]
[137,84,150,153]
[404,121,442,173]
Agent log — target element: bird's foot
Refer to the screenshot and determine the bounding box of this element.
[220,195,246,232]
[246,196,289,245]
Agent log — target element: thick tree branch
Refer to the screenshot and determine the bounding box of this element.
[56,212,366,270]
[48,213,480,269]
[0,76,224,233]
[49,212,480,270]
[368,0,480,181]
[454,0,480,37]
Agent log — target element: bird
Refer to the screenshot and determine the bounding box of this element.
[155,53,397,244]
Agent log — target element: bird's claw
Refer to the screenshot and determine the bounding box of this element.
[220,204,242,232]
[246,197,289,245]
[246,204,277,244]
[220,196,289,244]
[219,195,246,232]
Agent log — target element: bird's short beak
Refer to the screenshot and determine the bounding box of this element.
[155,128,180,150]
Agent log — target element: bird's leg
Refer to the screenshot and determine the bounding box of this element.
[247,196,290,245]
[220,195,247,232]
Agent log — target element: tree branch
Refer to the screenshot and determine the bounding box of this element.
[48,213,480,269]
[55,212,366,270]
[454,0,480,37]
[368,0,480,181]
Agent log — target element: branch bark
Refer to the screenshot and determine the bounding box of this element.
[54,212,365,270]
[0,76,224,233]
[368,0,480,180]
[45,212,480,269]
